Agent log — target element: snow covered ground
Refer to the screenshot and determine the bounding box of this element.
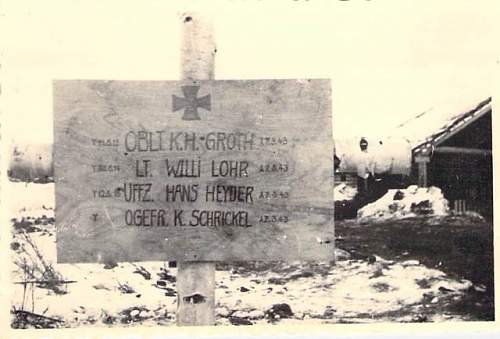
[8,182,481,328]
[357,185,450,222]
[334,183,358,202]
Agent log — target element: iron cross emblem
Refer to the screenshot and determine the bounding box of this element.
[172,85,211,120]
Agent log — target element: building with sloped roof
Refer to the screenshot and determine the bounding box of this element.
[334,97,493,220]
[410,97,493,218]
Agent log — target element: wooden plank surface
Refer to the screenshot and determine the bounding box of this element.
[415,155,431,163]
[177,11,216,327]
[417,161,428,188]
[53,78,334,263]
[177,260,215,325]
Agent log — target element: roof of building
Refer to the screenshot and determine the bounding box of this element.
[392,97,492,154]
[334,96,492,174]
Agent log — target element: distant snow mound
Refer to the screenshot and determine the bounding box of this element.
[334,183,358,201]
[357,185,449,221]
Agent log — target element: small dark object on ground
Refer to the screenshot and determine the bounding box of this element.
[393,190,405,200]
[412,314,429,322]
[415,278,432,289]
[439,286,455,293]
[117,282,135,294]
[164,287,176,297]
[103,261,118,270]
[157,268,176,283]
[266,303,294,319]
[410,200,432,215]
[229,316,253,325]
[371,282,392,293]
[268,277,287,285]
[288,271,314,280]
[367,255,377,264]
[119,306,150,324]
[102,314,116,325]
[11,242,20,251]
[323,306,336,318]
[240,286,250,292]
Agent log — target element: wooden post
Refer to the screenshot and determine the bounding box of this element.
[176,12,216,326]
[417,161,427,187]
[415,155,430,188]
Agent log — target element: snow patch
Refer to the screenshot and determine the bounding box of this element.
[334,183,358,201]
[357,185,449,222]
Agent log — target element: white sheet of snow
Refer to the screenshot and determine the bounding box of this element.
[357,185,449,222]
[9,182,473,327]
[391,96,490,148]
[8,182,54,219]
[11,258,178,326]
[215,258,472,324]
[334,183,358,201]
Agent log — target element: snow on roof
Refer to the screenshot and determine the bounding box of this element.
[391,97,492,150]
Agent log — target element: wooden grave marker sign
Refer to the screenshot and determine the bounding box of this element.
[53,79,335,263]
[53,13,334,326]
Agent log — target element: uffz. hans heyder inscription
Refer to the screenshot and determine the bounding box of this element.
[122,183,253,204]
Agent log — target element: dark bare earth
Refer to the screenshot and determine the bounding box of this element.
[335,215,494,321]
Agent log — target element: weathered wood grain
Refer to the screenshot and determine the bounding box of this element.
[53,78,334,263]
[177,12,216,327]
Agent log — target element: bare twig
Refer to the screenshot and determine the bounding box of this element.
[14,280,77,285]
[14,310,64,323]
[132,264,152,280]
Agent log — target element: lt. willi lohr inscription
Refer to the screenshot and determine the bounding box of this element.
[53,79,334,263]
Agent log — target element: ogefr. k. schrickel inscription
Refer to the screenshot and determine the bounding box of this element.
[53,79,334,263]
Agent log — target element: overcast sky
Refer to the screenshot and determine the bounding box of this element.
[3,0,499,143]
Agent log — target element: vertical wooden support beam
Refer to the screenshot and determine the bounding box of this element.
[417,161,427,188]
[179,12,215,81]
[176,12,216,326]
[177,261,216,325]
[415,155,430,188]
